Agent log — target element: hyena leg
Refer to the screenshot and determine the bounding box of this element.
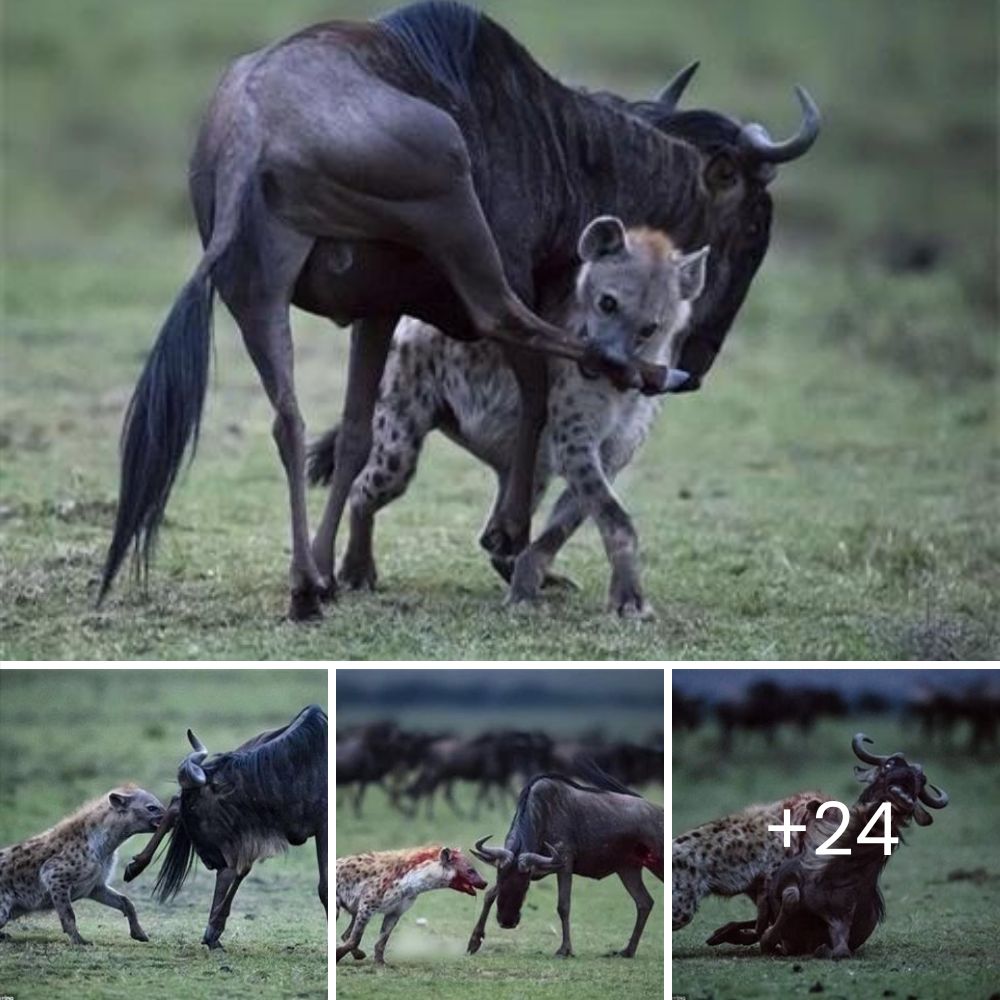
[0,901,11,939]
[88,884,149,942]
[339,392,437,590]
[373,910,403,966]
[761,884,801,955]
[340,913,367,960]
[337,906,372,963]
[44,882,89,945]
[507,487,586,602]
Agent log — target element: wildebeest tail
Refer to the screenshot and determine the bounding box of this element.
[153,819,197,902]
[98,161,261,603]
[306,426,340,487]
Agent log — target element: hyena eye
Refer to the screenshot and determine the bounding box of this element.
[638,322,658,340]
[598,293,618,315]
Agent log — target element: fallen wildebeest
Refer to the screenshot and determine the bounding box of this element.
[700,733,948,958]
[336,845,487,965]
[469,762,664,958]
[98,1,819,619]
[751,734,948,958]
[123,705,327,950]
[0,786,165,944]
[310,217,708,617]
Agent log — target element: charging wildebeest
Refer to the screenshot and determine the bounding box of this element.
[469,763,664,958]
[123,705,327,950]
[99,1,819,619]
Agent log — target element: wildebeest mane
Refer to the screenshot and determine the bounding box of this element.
[507,762,639,854]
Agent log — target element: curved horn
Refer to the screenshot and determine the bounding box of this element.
[852,733,890,766]
[739,85,821,164]
[919,781,949,809]
[471,835,514,869]
[187,729,206,753]
[657,61,699,110]
[516,842,563,874]
[178,750,207,789]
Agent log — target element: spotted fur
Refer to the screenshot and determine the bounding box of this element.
[0,785,165,945]
[336,844,487,965]
[672,791,823,934]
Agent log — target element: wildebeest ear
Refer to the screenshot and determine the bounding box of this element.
[702,152,742,196]
[109,792,131,810]
[578,216,627,262]
[439,847,452,865]
[678,246,710,301]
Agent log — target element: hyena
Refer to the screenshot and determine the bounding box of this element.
[672,791,822,941]
[309,216,708,618]
[336,845,487,965]
[0,785,165,945]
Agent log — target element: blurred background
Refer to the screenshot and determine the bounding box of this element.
[2,1,996,658]
[673,666,1000,997]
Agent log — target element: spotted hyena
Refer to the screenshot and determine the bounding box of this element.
[336,845,488,965]
[672,791,822,939]
[309,216,708,618]
[0,785,166,944]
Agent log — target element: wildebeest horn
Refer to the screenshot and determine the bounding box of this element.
[187,729,207,753]
[471,836,514,868]
[657,61,699,110]
[852,733,891,765]
[178,750,208,789]
[919,781,949,809]
[516,842,563,874]
[738,85,820,163]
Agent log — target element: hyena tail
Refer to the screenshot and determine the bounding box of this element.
[306,426,340,487]
[153,821,197,902]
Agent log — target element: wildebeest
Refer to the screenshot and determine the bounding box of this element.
[469,763,664,958]
[98,1,819,619]
[754,734,948,958]
[705,734,948,957]
[124,705,327,949]
[310,218,708,616]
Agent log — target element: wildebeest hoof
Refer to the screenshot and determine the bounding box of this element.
[554,947,575,958]
[288,587,324,622]
[504,585,540,608]
[541,572,579,591]
[614,596,655,621]
[131,929,150,942]
[338,558,378,591]
[203,936,224,951]
[467,935,484,954]
[72,936,93,946]
[480,524,514,558]
[351,948,366,960]
[604,948,635,958]
[123,859,141,882]
[317,576,337,603]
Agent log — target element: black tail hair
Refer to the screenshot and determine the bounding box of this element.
[153,820,197,902]
[99,167,259,602]
[307,426,340,487]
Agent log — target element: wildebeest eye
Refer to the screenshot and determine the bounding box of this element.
[638,322,658,340]
[598,293,618,314]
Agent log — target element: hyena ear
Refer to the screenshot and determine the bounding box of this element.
[439,847,453,865]
[678,246,710,302]
[109,792,131,810]
[578,215,627,262]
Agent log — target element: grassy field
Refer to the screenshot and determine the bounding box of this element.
[0,669,328,1000]
[1,1,997,658]
[672,717,1000,999]
[335,775,664,999]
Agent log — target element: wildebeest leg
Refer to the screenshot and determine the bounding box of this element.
[706,919,759,947]
[554,871,575,957]
[88,885,149,942]
[609,867,653,958]
[354,780,367,817]
[443,780,465,817]
[480,346,546,562]
[819,909,855,960]
[124,801,178,882]
[316,828,328,916]
[372,911,403,966]
[220,226,320,621]
[508,488,586,603]
[467,883,498,954]
[202,867,248,949]
[310,316,397,593]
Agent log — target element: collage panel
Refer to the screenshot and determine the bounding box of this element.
[0,668,329,1000]
[670,667,1000,1000]
[334,667,665,999]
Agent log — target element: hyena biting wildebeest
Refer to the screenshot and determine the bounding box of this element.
[336,845,488,965]
[0,785,165,945]
[309,217,708,618]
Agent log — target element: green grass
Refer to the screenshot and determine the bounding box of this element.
[335,779,664,999]
[1,1,997,658]
[0,670,328,1000]
[672,717,1000,999]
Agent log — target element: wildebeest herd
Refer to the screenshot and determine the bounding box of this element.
[96,0,820,621]
[0,706,328,950]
